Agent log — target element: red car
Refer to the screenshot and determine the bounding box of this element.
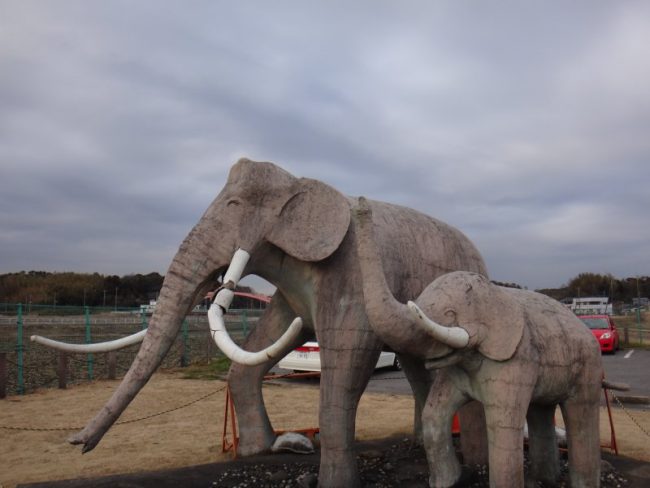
[578,315,620,353]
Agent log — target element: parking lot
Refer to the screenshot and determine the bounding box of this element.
[601,348,650,400]
[277,348,650,407]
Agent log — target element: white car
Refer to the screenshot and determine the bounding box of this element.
[278,341,401,373]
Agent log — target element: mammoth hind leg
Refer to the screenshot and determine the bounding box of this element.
[399,353,434,443]
[560,396,601,488]
[526,404,560,486]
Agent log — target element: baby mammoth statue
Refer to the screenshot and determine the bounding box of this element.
[354,197,604,488]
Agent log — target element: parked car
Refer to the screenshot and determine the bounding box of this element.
[578,315,620,353]
[278,341,401,372]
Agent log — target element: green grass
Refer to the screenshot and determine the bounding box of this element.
[174,356,232,380]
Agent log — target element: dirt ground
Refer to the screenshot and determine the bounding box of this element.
[1,371,649,488]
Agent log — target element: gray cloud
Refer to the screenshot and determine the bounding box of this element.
[1,1,649,291]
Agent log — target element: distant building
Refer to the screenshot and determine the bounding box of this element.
[568,297,612,316]
[140,299,158,314]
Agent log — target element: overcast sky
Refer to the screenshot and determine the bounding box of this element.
[1,1,649,292]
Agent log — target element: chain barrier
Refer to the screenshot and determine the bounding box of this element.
[4,374,646,439]
[0,384,227,432]
[115,384,226,425]
[0,373,416,434]
[611,392,650,438]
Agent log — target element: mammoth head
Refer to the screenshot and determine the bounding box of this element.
[411,272,525,362]
[209,158,351,262]
[200,160,352,364]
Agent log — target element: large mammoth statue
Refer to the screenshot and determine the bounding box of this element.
[353,197,604,488]
[38,160,488,487]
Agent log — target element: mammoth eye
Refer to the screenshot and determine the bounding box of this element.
[227,199,241,207]
[444,309,457,324]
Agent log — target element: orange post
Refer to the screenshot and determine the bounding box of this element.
[601,386,618,455]
[222,385,239,456]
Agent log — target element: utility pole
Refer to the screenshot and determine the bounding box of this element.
[114,287,118,311]
[637,277,641,326]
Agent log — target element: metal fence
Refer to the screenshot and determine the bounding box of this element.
[0,303,263,397]
[611,313,650,347]
[620,325,650,346]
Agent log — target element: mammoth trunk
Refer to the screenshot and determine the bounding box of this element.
[353,199,415,350]
[69,241,216,452]
[353,198,463,357]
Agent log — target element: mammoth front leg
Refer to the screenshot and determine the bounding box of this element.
[227,293,311,456]
[481,369,534,488]
[484,402,529,488]
[318,312,381,488]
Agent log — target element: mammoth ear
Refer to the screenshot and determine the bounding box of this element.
[267,178,351,262]
[475,285,525,362]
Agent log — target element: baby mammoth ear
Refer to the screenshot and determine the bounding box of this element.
[476,286,525,361]
[267,178,351,262]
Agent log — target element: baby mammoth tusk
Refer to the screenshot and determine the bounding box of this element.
[407,301,470,349]
[208,303,303,365]
[31,329,147,353]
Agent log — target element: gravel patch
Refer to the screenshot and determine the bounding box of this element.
[210,438,630,487]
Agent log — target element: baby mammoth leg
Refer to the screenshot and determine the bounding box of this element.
[422,370,468,488]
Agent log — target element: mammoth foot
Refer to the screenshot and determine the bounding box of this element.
[236,430,276,457]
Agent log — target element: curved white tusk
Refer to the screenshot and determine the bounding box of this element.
[223,249,250,286]
[31,329,147,353]
[215,248,250,310]
[208,303,303,365]
[407,301,469,349]
[214,288,235,310]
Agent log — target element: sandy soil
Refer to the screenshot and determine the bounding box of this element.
[1,372,649,488]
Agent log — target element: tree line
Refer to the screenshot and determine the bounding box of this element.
[536,273,649,304]
[1,270,647,309]
[0,271,260,309]
[0,271,164,308]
